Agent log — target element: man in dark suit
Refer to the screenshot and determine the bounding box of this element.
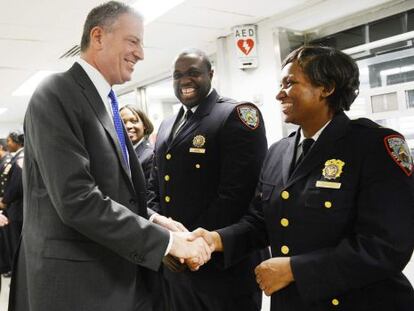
[147,49,269,311]
[9,2,211,311]
[194,46,414,310]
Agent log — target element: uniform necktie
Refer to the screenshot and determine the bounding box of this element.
[295,138,314,168]
[302,138,315,156]
[108,89,128,166]
[174,109,193,138]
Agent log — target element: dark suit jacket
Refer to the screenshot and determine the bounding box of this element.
[9,63,170,311]
[147,90,269,308]
[134,138,154,183]
[219,112,414,310]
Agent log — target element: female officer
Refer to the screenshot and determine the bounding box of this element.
[195,45,414,310]
[120,105,154,182]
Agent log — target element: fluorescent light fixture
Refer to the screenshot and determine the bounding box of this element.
[13,70,57,97]
[343,31,414,55]
[0,108,7,115]
[133,0,185,25]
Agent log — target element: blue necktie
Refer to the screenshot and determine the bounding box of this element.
[108,89,128,166]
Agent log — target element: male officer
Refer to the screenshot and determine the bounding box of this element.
[147,48,269,311]
[9,3,211,311]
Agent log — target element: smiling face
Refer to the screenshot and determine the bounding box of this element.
[120,108,145,144]
[91,13,144,86]
[276,61,333,136]
[173,53,213,108]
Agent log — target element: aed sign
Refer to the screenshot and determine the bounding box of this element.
[233,24,258,69]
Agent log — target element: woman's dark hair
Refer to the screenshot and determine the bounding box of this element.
[282,45,360,113]
[8,131,24,146]
[119,105,154,137]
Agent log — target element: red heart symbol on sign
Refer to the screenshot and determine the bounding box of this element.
[237,39,254,55]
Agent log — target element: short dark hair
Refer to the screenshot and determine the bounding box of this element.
[8,131,24,146]
[176,48,212,72]
[282,45,360,113]
[119,105,154,137]
[80,1,142,52]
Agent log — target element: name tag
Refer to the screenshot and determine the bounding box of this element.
[315,180,341,189]
[189,148,206,154]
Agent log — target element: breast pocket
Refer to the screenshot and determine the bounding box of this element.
[305,188,355,224]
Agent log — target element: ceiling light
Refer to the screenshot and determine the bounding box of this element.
[12,70,57,97]
[133,0,185,25]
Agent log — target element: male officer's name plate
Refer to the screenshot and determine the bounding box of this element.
[315,180,341,189]
[189,148,206,154]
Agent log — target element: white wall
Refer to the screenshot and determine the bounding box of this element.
[215,19,285,146]
[0,122,23,138]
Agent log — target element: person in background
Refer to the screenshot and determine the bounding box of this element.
[0,138,11,288]
[193,45,414,310]
[1,132,24,273]
[147,48,269,311]
[120,105,154,182]
[8,2,211,311]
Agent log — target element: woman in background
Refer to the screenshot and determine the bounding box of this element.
[120,105,154,182]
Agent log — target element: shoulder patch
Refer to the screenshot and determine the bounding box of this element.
[236,104,260,130]
[384,135,413,176]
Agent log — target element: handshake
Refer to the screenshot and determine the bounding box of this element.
[153,214,223,271]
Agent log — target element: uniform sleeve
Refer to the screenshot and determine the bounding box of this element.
[217,179,270,268]
[192,104,268,229]
[25,80,169,270]
[147,148,161,214]
[291,130,414,303]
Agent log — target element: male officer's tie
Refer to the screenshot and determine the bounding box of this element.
[108,89,129,166]
[174,109,193,138]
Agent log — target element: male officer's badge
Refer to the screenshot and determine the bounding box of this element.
[192,135,206,148]
[322,159,345,180]
[237,105,259,130]
[189,135,206,154]
[384,135,413,176]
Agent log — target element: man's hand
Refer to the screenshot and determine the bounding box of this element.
[0,212,9,227]
[255,257,294,296]
[184,228,224,271]
[153,214,188,232]
[168,232,212,269]
[190,228,223,252]
[0,200,6,210]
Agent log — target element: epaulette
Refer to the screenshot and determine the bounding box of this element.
[350,118,381,129]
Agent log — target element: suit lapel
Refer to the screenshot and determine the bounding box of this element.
[69,63,133,184]
[168,90,219,150]
[286,113,350,188]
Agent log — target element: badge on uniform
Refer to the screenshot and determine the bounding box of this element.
[384,135,413,176]
[237,105,259,130]
[316,159,345,189]
[189,135,206,154]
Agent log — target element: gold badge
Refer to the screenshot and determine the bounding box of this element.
[322,159,345,180]
[192,135,206,148]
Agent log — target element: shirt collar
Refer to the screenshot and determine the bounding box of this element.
[133,138,145,149]
[77,58,112,103]
[180,87,213,114]
[299,120,331,145]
